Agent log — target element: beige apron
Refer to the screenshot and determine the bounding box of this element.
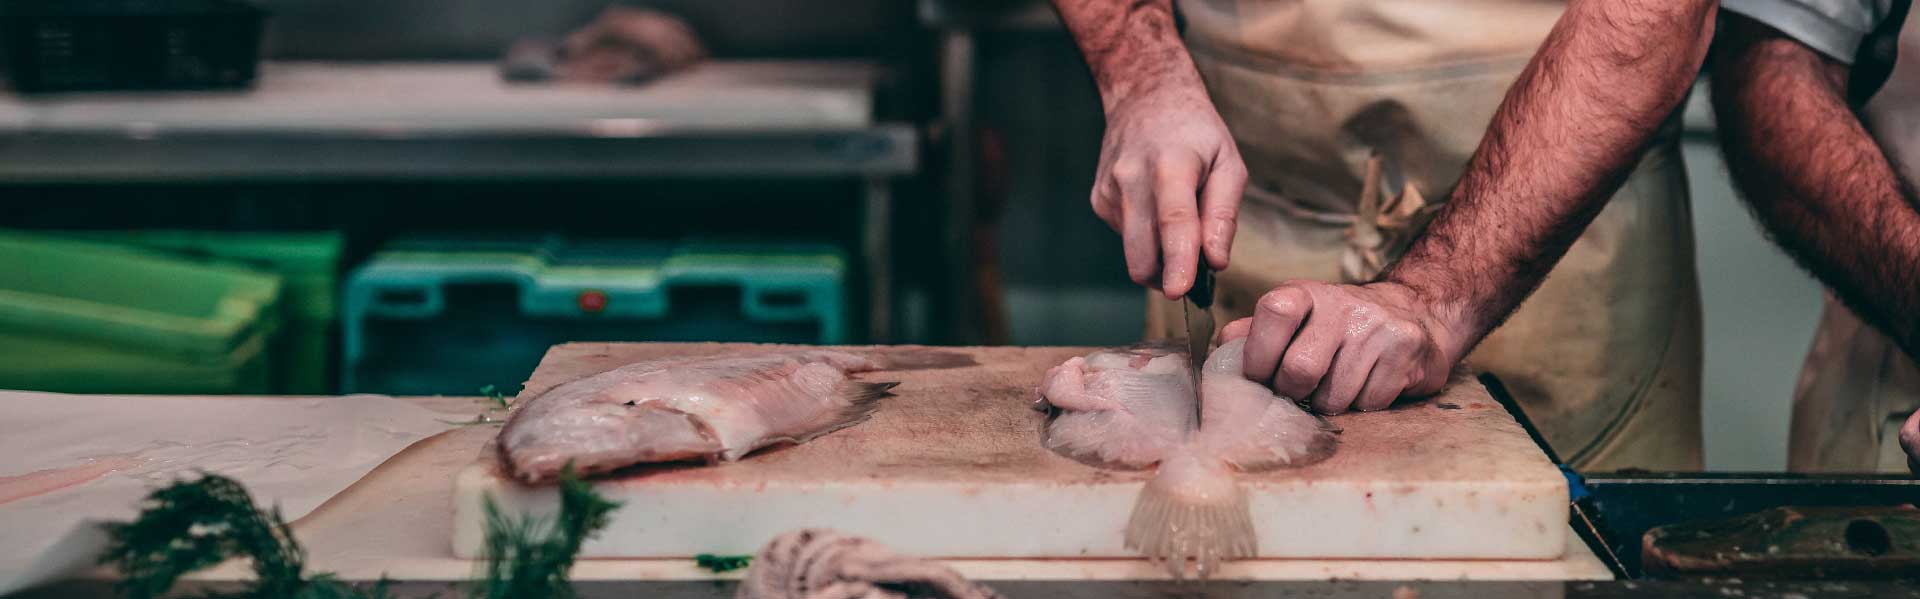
[1787,5,1920,473]
[1149,0,1705,471]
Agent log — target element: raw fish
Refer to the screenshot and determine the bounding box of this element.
[1035,343,1193,469]
[740,529,1005,599]
[499,349,968,484]
[1036,338,1338,577]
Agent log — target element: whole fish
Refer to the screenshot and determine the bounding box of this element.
[500,348,969,484]
[1037,337,1338,577]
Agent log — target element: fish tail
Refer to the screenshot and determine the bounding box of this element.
[790,380,897,445]
[1124,451,1256,580]
[846,381,900,402]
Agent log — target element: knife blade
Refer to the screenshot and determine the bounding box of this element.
[1183,265,1216,427]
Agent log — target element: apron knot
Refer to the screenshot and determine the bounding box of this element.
[1341,152,1440,283]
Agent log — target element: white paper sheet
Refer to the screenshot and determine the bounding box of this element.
[0,391,458,594]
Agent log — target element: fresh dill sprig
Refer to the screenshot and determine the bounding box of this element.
[470,465,620,599]
[101,467,621,599]
[478,385,510,410]
[693,554,752,573]
[97,473,392,599]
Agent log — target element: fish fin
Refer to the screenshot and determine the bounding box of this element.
[1043,411,1177,470]
[1203,394,1341,472]
[782,380,897,447]
[861,349,978,371]
[1124,452,1256,580]
[837,381,897,418]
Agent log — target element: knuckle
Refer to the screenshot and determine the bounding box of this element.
[1204,190,1242,215]
[1380,319,1423,344]
[1109,158,1146,182]
[1160,204,1199,223]
[1280,355,1326,381]
[1257,287,1308,317]
[1218,157,1249,179]
[1157,151,1201,174]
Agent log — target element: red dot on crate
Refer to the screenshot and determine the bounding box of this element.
[578,290,609,314]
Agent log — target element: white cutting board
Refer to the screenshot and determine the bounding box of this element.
[453,343,1570,561]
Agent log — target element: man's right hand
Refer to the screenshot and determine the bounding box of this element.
[1091,84,1247,300]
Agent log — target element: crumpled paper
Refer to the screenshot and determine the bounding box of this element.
[0,391,458,594]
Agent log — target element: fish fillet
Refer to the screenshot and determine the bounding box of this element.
[500,349,966,484]
[1037,338,1338,577]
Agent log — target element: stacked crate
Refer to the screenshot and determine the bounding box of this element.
[342,235,849,396]
[0,232,282,394]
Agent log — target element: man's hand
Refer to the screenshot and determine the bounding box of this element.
[1092,84,1247,299]
[1217,281,1464,414]
[1050,0,1245,299]
[1903,408,1919,477]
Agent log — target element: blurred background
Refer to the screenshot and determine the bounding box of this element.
[0,0,1821,470]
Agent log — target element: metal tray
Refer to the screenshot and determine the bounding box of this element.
[1479,374,1920,579]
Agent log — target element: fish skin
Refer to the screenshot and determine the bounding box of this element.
[1038,338,1338,577]
[1036,339,1335,472]
[1196,338,1340,471]
[1036,344,1195,469]
[498,350,897,484]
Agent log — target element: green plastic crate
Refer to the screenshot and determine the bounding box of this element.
[0,231,282,394]
[342,235,847,395]
[57,230,344,394]
[0,328,273,394]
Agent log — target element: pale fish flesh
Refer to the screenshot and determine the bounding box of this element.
[1036,338,1338,577]
[499,348,969,484]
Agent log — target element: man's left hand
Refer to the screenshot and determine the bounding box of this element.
[1218,281,1467,414]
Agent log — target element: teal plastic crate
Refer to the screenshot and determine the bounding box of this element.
[57,230,344,394]
[342,235,847,395]
[0,231,282,394]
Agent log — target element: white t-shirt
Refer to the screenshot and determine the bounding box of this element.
[1722,0,1898,63]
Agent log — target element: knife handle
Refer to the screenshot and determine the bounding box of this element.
[1189,265,1216,309]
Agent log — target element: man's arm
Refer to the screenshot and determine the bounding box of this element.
[1712,12,1920,477]
[1710,13,1920,357]
[1052,0,1247,299]
[1227,0,1716,413]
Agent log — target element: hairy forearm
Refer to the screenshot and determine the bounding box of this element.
[1382,0,1716,357]
[1712,15,1920,357]
[1050,0,1205,111]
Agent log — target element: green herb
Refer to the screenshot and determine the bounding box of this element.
[101,467,621,599]
[469,465,620,599]
[97,473,392,599]
[479,385,510,410]
[693,554,752,574]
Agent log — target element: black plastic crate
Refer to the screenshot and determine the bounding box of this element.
[0,0,265,93]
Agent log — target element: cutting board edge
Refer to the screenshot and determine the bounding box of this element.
[452,461,1571,561]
